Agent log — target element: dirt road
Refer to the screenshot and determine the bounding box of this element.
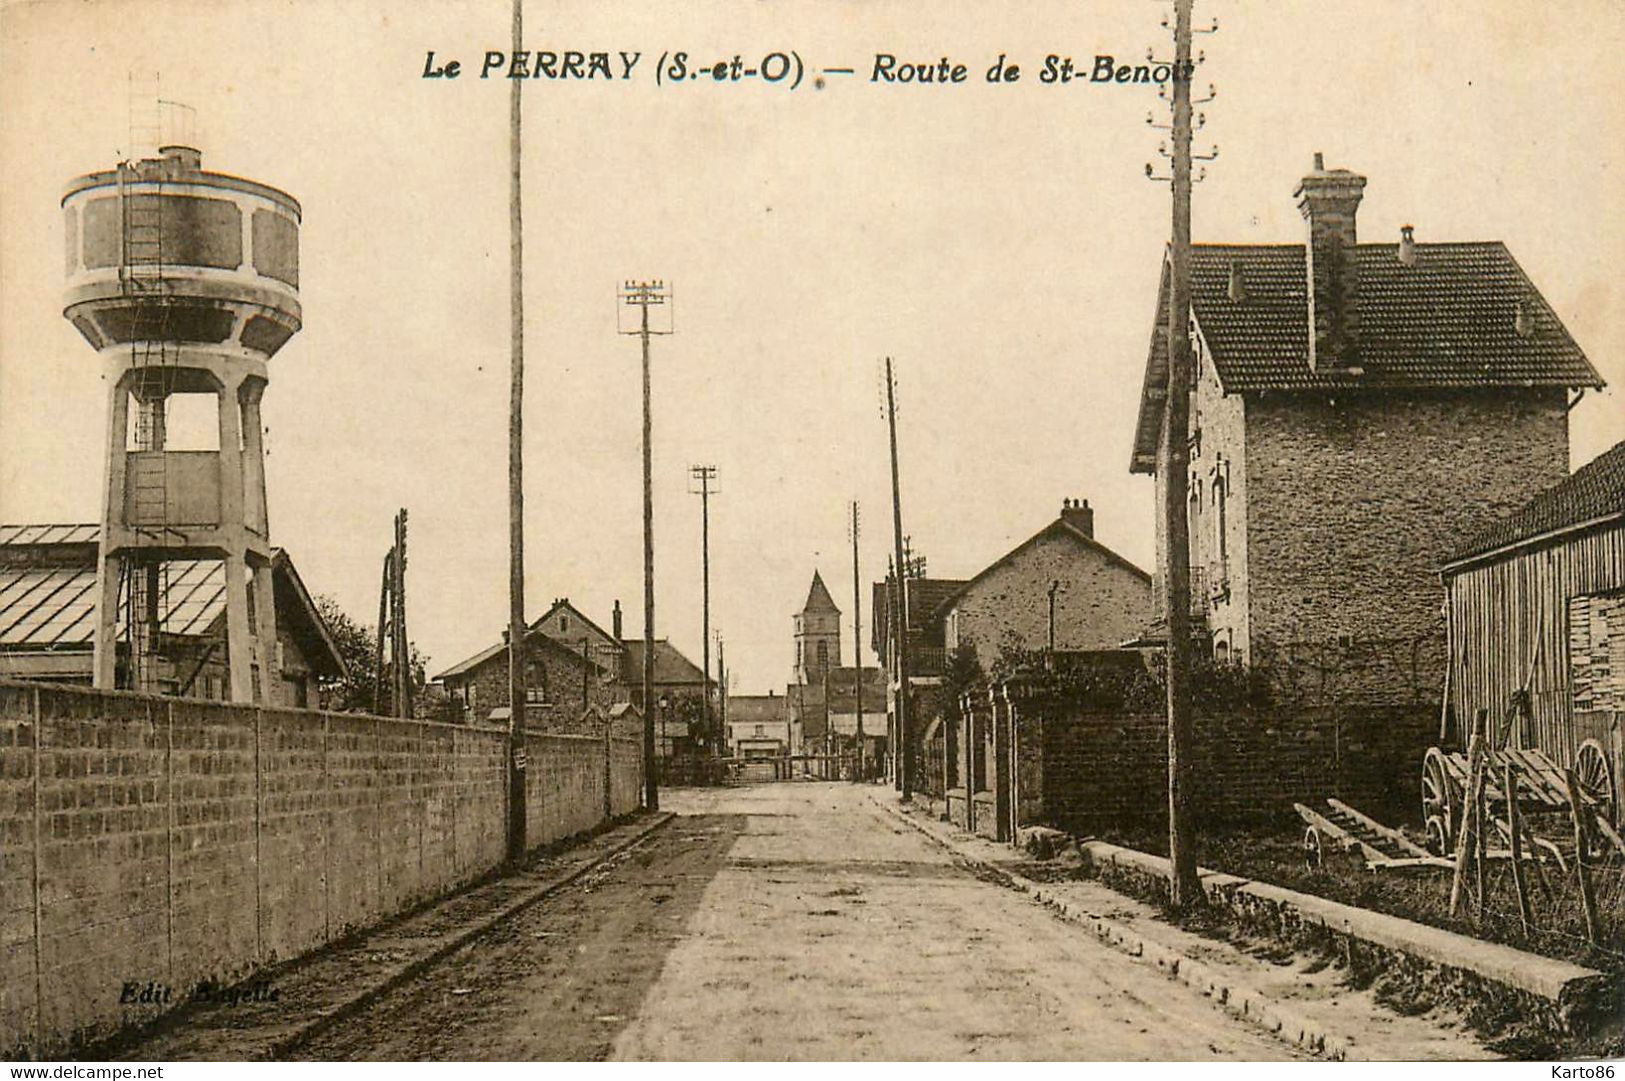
[297,783,1303,1060]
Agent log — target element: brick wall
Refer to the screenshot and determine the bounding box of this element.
[1020,698,1435,832]
[1243,388,1569,689]
[0,680,642,1057]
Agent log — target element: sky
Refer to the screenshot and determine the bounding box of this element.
[2,0,1622,695]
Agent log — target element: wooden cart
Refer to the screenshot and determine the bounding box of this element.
[1420,739,1619,858]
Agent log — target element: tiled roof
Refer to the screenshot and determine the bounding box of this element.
[1131,242,1604,472]
[434,627,612,682]
[622,639,706,685]
[726,694,786,725]
[1445,440,1625,566]
[870,578,966,654]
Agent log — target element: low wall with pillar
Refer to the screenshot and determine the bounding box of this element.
[0,680,643,1058]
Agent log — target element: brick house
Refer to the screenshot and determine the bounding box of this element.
[939,498,1151,664]
[433,624,621,736]
[1129,155,1604,697]
[0,524,345,708]
[1441,439,1625,803]
[433,596,705,747]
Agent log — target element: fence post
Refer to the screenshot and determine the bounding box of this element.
[1505,761,1531,936]
[1449,710,1487,917]
[1564,768,1601,947]
[604,716,613,820]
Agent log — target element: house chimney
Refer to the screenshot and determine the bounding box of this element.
[1060,497,1094,538]
[1515,298,1535,339]
[1397,224,1416,267]
[612,599,623,640]
[1294,153,1367,370]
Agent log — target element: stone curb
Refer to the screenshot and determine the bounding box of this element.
[1076,838,1612,1027]
[265,811,676,1059]
[868,795,1348,1061]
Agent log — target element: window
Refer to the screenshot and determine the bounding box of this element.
[1213,475,1228,565]
[816,641,829,668]
[560,615,570,633]
[754,724,764,737]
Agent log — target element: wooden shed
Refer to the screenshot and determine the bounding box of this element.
[1440,440,1625,795]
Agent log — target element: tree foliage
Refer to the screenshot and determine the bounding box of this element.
[314,594,428,714]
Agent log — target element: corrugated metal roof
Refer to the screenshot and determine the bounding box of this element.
[1131,242,1605,472]
[0,561,223,647]
[1446,440,1625,566]
[0,524,100,547]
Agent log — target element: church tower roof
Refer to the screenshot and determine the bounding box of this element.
[801,570,839,614]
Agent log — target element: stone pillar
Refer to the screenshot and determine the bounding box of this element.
[240,380,269,537]
[251,560,278,705]
[993,685,1013,843]
[223,553,253,702]
[94,375,130,689]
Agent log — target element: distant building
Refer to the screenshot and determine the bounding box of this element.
[871,570,966,778]
[432,595,707,749]
[1441,439,1625,797]
[433,624,617,736]
[938,498,1151,663]
[793,571,841,685]
[0,524,345,708]
[786,571,885,774]
[727,690,790,758]
[1128,156,1604,695]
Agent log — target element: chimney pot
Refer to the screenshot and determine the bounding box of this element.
[1227,260,1247,302]
[612,599,623,640]
[1312,151,1325,171]
[1398,224,1416,267]
[1515,299,1535,338]
[1061,498,1095,539]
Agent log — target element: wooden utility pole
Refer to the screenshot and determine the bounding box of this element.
[691,465,718,755]
[884,358,913,802]
[505,0,528,863]
[392,509,411,718]
[1162,0,1202,910]
[375,552,390,714]
[851,500,864,782]
[621,281,670,811]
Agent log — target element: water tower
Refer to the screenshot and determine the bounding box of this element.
[62,142,301,701]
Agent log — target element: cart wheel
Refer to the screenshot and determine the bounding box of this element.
[1575,740,1616,822]
[1303,824,1324,870]
[1425,815,1449,857]
[1422,748,1455,854]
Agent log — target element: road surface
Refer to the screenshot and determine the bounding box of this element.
[295,783,1304,1060]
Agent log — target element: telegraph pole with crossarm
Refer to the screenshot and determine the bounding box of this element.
[620,280,671,811]
[690,464,718,756]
